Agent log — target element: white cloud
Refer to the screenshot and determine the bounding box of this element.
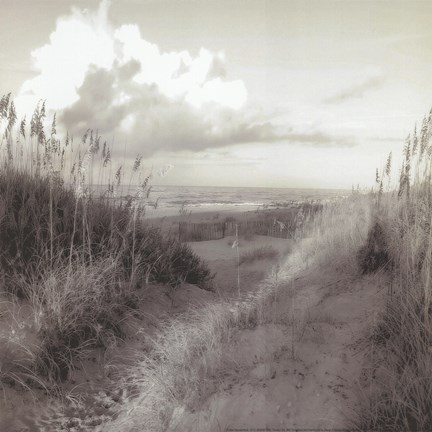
[15,0,351,158]
[16,1,246,115]
[18,1,115,111]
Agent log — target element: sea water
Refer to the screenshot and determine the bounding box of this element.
[95,184,349,218]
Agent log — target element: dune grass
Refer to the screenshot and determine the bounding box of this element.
[351,109,432,430]
[0,94,212,388]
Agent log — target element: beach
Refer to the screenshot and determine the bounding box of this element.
[1,1,430,429]
[146,206,297,297]
[145,207,294,302]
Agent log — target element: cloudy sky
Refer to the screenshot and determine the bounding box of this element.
[1,0,431,188]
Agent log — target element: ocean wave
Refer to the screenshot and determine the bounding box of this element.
[91,184,349,213]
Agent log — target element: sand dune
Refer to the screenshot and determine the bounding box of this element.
[168,259,385,431]
[0,206,385,431]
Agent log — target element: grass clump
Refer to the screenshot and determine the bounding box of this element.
[357,219,391,274]
[0,94,213,386]
[27,258,131,382]
[145,236,214,288]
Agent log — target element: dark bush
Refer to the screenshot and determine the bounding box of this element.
[158,240,214,288]
[0,168,213,296]
[357,220,391,273]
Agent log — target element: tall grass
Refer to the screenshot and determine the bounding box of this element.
[303,192,372,273]
[354,108,432,430]
[0,93,212,386]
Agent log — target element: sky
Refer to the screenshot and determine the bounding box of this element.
[1,0,432,189]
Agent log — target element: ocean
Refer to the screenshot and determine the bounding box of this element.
[120,185,351,218]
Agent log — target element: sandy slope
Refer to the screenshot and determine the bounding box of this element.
[0,215,382,431]
[188,235,291,297]
[168,264,386,431]
[0,234,289,432]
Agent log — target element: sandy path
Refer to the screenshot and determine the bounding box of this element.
[168,264,385,431]
[188,235,292,297]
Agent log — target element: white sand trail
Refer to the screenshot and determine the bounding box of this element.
[168,263,385,431]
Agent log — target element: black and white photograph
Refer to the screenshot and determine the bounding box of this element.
[0,1,432,430]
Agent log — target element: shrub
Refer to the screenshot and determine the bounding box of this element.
[124,229,214,289]
[357,219,391,274]
[166,242,213,288]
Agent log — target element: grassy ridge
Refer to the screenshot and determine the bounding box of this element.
[353,109,432,430]
[0,94,212,386]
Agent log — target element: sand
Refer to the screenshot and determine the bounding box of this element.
[0,208,292,431]
[148,207,294,299]
[0,208,383,431]
[188,234,291,297]
[168,259,386,431]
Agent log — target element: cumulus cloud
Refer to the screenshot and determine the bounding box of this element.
[60,60,354,155]
[17,1,245,111]
[324,75,385,104]
[17,1,115,111]
[17,0,354,156]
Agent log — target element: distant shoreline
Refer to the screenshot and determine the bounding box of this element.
[87,184,349,220]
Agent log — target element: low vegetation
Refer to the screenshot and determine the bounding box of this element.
[0,94,212,388]
[356,219,390,274]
